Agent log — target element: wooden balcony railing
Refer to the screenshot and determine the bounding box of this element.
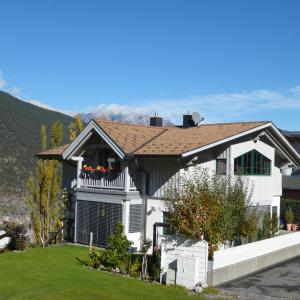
[78,170,137,191]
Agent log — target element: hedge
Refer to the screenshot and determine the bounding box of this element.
[281,198,300,224]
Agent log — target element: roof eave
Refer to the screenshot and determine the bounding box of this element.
[180,122,273,158]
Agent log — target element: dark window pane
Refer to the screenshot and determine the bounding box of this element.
[163,212,171,235]
[234,157,242,174]
[244,152,251,174]
[129,204,142,233]
[216,159,227,175]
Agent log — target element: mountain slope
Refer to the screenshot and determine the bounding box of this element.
[0,91,74,222]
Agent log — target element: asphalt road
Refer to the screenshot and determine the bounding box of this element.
[219,257,300,299]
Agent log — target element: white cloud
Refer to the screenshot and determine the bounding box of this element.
[27,99,56,111]
[8,87,22,99]
[88,85,300,125]
[0,70,7,89]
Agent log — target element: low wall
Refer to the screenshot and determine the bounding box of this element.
[208,232,300,286]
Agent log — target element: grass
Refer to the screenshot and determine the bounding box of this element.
[0,245,216,300]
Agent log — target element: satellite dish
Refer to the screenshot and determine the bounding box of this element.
[192,112,203,124]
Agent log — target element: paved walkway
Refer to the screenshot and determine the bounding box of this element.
[219,257,300,299]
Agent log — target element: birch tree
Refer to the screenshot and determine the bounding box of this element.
[69,114,84,141]
[26,122,65,247]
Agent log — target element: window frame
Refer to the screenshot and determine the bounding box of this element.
[216,158,227,175]
[234,149,271,176]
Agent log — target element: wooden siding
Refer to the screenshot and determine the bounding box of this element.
[140,159,181,197]
[62,162,77,189]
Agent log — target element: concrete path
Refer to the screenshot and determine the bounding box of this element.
[219,257,300,299]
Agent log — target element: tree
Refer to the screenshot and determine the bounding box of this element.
[26,122,65,247]
[69,114,84,141]
[163,168,258,256]
[105,222,133,272]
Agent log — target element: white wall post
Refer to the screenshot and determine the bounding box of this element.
[124,165,130,192]
[71,156,84,188]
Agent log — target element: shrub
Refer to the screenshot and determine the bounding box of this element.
[1,221,27,251]
[148,249,161,281]
[281,198,300,223]
[105,222,133,272]
[87,250,105,269]
[128,254,142,277]
[271,213,279,236]
[262,212,271,239]
[284,206,294,224]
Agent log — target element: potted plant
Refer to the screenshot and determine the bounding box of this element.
[292,223,299,231]
[285,207,294,231]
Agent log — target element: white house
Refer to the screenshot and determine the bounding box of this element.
[38,113,300,251]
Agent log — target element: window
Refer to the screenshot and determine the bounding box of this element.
[129,204,142,233]
[162,212,171,235]
[216,159,227,175]
[234,150,271,176]
[272,206,278,216]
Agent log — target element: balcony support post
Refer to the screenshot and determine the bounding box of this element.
[124,165,130,192]
[71,156,84,188]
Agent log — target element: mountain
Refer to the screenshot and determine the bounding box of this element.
[79,112,175,126]
[0,91,74,223]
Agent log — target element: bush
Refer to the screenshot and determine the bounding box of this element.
[105,222,133,273]
[148,249,161,281]
[284,206,294,224]
[1,221,27,251]
[129,254,142,277]
[262,212,271,239]
[87,250,106,269]
[271,213,279,236]
[281,198,300,224]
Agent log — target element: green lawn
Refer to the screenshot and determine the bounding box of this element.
[0,245,212,300]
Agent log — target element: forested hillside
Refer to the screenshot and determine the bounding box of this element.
[0,91,74,222]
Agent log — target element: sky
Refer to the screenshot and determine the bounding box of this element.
[1,0,300,129]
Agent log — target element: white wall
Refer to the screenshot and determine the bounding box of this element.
[145,198,166,242]
[230,140,279,207]
[160,236,208,289]
[123,199,142,250]
[213,231,300,270]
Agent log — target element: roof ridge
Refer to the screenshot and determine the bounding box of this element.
[96,119,167,129]
[193,121,270,127]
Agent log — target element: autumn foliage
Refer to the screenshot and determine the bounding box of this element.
[163,168,258,257]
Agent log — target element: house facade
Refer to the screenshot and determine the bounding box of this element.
[38,114,300,251]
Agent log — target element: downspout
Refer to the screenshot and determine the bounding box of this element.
[134,158,150,244]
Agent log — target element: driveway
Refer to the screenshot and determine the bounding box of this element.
[219,257,300,299]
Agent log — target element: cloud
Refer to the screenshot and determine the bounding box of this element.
[1,67,300,124]
[8,87,22,99]
[0,70,7,89]
[87,85,300,125]
[87,103,154,124]
[27,99,56,111]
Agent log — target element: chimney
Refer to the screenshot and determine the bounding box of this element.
[150,113,163,127]
[183,111,195,128]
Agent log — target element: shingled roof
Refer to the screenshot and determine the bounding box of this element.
[37,120,270,158]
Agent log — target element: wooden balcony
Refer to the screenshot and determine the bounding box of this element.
[77,170,137,191]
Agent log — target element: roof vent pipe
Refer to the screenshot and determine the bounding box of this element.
[150,113,163,127]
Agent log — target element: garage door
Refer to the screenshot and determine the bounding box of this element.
[76,200,122,247]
